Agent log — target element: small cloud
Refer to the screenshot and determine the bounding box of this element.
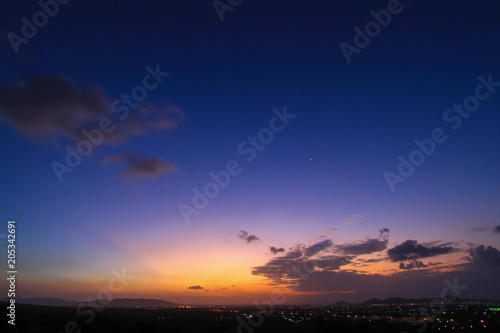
[494,226,500,234]
[238,230,260,243]
[103,151,177,181]
[188,285,204,290]
[270,246,285,255]
[399,260,427,270]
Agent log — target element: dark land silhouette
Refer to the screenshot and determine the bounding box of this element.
[2,297,499,333]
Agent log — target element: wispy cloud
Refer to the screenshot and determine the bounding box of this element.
[343,213,367,225]
[465,227,493,234]
[103,151,177,181]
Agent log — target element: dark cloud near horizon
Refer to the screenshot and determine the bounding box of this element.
[238,230,260,243]
[103,151,177,180]
[270,246,285,255]
[494,226,500,234]
[251,253,352,285]
[387,240,454,262]
[469,245,500,269]
[188,285,204,290]
[293,244,500,298]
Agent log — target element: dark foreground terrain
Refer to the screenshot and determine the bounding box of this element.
[1,301,499,333]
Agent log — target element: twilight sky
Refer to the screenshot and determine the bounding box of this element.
[0,0,499,305]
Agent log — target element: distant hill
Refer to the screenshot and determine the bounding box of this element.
[0,297,80,307]
[107,298,179,308]
[332,297,500,306]
[0,297,179,308]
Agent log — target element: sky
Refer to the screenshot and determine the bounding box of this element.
[0,0,499,305]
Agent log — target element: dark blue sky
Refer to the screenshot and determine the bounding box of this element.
[0,0,499,304]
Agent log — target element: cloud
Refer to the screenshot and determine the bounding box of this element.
[387,240,454,262]
[251,253,352,285]
[103,151,177,180]
[270,246,285,255]
[238,230,260,243]
[284,251,303,259]
[0,75,185,146]
[252,238,352,286]
[494,226,500,234]
[399,260,427,270]
[344,214,367,225]
[303,240,333,257]
[466,227,493,234]
[253,229,392,287]
[322,228,340,235]
[469,245,500,269]
[0,75,109,141]
[359,258,385,263]
[336,239,387,255]
[188,285,204,290]
[292,267,500,301]
[335,228,389,255]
